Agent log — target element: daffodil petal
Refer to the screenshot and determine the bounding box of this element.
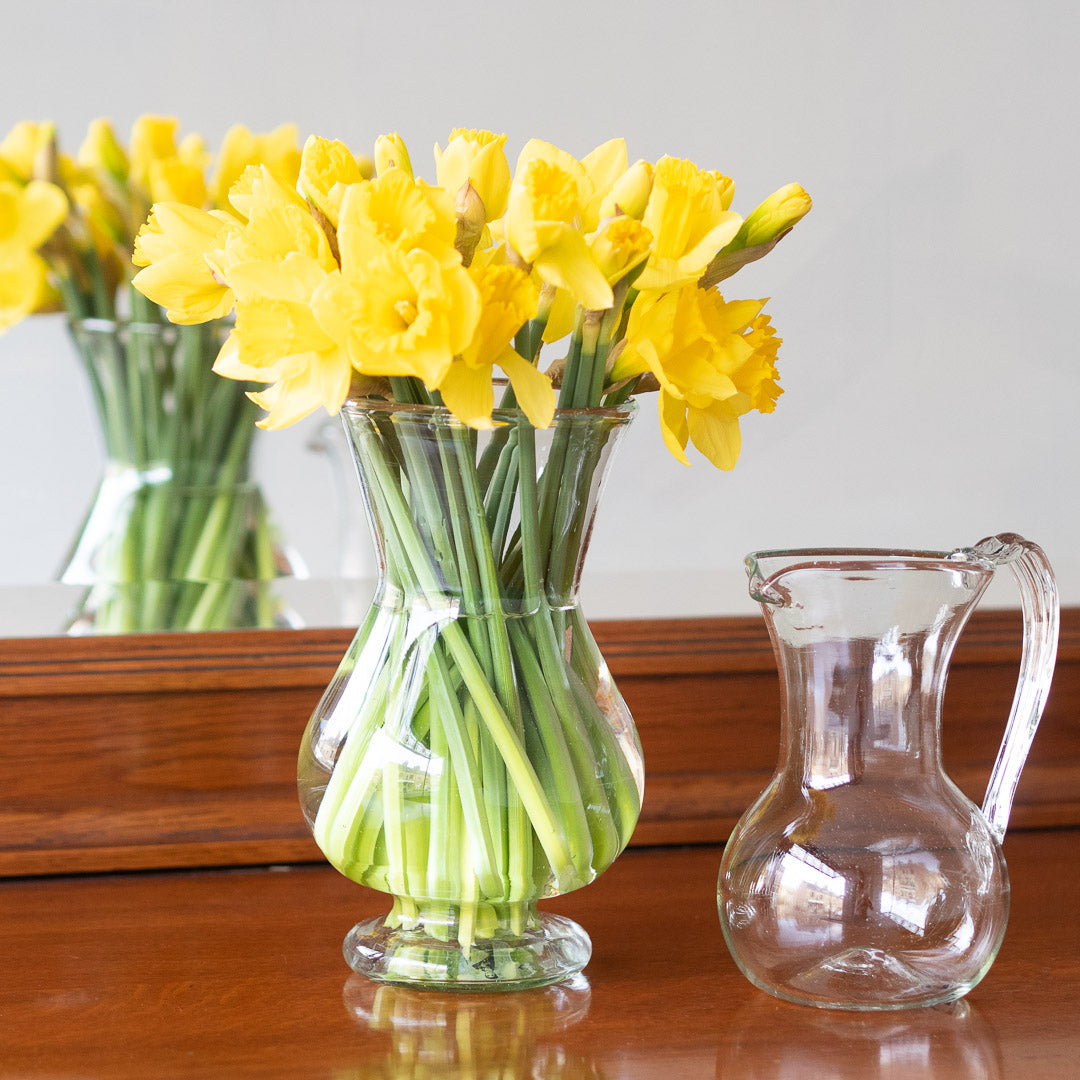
[437,361,495,429]
[0,253,48,328]
[531,224,612,311]
[131,255,233,324]
[658,390,691,466]
[687,401,742,470]
[497,346,555,428]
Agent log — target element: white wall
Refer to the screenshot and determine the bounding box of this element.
[2,0,1077,628]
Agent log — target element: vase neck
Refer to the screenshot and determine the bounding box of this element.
[341,399,635,614]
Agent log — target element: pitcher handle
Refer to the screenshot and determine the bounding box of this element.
[972,534,1059,843]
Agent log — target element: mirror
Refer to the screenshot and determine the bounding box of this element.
[2,3,1077,637]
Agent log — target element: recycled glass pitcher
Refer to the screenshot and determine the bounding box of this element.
[718,534,1059,1010]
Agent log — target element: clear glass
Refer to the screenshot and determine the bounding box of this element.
[59,318,304,632]
[343,973,592,1073]
[298,398,643,991]
[719,535,1059,1010]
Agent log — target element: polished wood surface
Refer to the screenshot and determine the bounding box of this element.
[2,610,1079,875]
[1,829,1077,1078]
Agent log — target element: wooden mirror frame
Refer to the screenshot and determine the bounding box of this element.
[1,611,1077,878]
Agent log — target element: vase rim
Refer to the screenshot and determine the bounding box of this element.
[342,394,638,424]
[68,316,233,334]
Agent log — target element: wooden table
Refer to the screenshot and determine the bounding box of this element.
[2,829,1077,1078]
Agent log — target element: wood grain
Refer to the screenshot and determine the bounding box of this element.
[1,831,1078,1078]
[1,610,1077,874]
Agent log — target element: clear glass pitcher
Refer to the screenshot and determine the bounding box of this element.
[718,534,1059,1010]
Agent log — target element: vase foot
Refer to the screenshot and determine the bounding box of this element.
[343,908,592,992]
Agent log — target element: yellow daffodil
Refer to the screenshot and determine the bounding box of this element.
[0,121,55,180]
[128,116,180,189]
[700,183,813,287]
[213,253,352,429]
[374,132,413,177]
[311,243,481,390]
[221,254,338,379]
[336,168,459,271]
[598,160,653,220]
[132,202,238,322]
[505,139,612,311]
[589,216,653,285]
[0,176,67,329]
[226,162,307,220]
[127,115,207,206]
[738,313,783,413]
[76,119,129,185]
[216,165,337,276]
[635,156,742,292]
[133,162,342,323]
[225,200,336,274]
[0,255,50,329]
[297,134,373,228]
[209,123,301,209]
[539,283,576,344]
[71,180,128,266]
[613,283,777,468]
[537,213,652,344]
[580,138,628,230]
[0,179,69,262]
[728,183,812,251]
[434,129,511,222]
[438,263,550,429]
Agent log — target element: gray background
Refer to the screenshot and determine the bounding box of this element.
[1,0,1076,627]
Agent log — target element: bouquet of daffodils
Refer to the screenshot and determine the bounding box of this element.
[133,128,810,981]
[0,116,311,631]
[131,129,808,461]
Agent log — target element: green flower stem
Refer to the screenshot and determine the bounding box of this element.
[449,423,537,902]
[424,703,458,940]
[64,306,288,632]
[483,429,520,559]
[507,620,594,878]
[426,646,503,897]
[514,421,621,868]
[310,401,640,961]
[349,418,576,885]
[566,660,640,847]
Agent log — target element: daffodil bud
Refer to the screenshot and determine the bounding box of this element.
[298,134,369,228]
[589,216,653,285]
[454,181,486,266]
[599,160,653,220]
[730,183,812,250]
[78,119,129,184]
[435,129,511,222]
[129,115,180,191]
[1,121,55,181]
[374,132,413,177]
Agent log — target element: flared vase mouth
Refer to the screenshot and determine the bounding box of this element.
[67,316,233,343]
[745,545,996,606]
[342,393,638,425]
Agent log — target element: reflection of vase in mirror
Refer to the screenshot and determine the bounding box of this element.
[343,973,599,1078]
[59,317,305,633]
[718,995,1002,1080]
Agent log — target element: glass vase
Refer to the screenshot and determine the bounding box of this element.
[59,316,304,633]
[298,397,643,991]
